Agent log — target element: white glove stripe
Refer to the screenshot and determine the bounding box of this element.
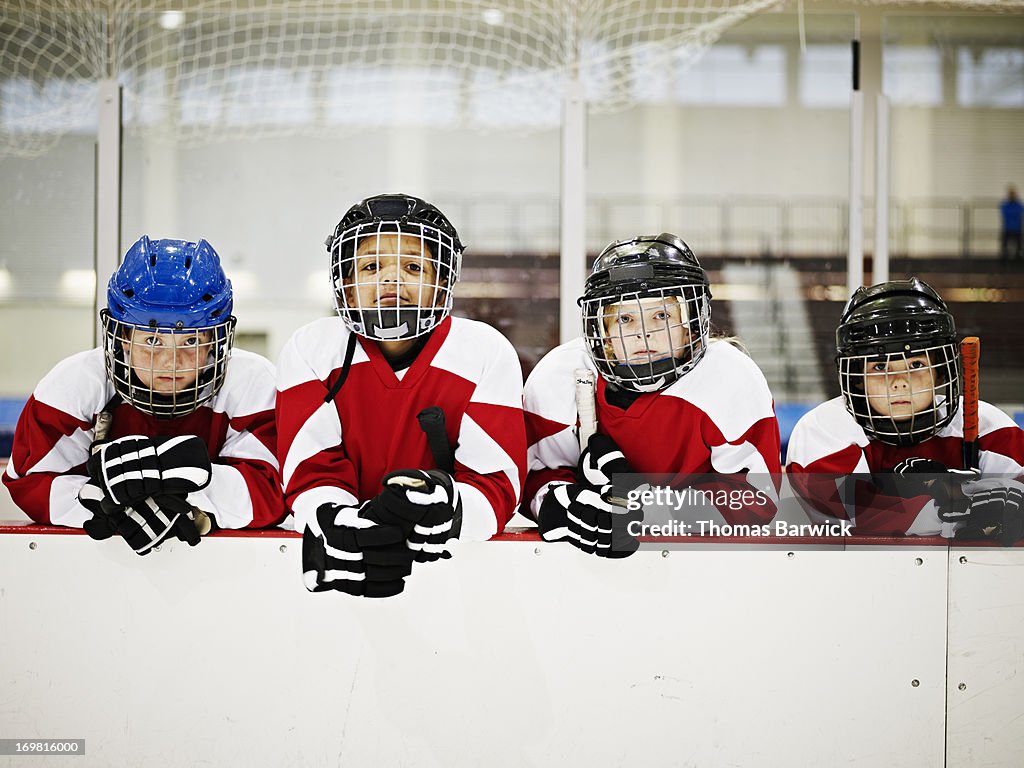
[595,450,625,470]
[323,543,362,561]
[79,482,104,503]
[566,529,609,550]
[130,498,177,554]
[332,505,378,529]
[408,541,446,553]
[541,525,570,542]
[108,469,161,486]
[412,520,453,536]
[323,569,366,583]
[566,510,601,533]
[162,467,211,485]
[155,435,196,454]
[576,488,613,512]
[405,486,450,506]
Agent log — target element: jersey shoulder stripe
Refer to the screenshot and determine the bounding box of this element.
[277,317,370,391]
[665,341,775,442]
[212,348,278,417]
[786,397,868,467]
[32,348,113,422]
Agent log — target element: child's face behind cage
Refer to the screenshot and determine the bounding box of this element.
[863,353,937,421]
[344,233,443,311]
[602,296,690,366]
[125,327,214,394]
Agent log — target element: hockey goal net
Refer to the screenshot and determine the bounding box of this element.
[3,0,1022,158]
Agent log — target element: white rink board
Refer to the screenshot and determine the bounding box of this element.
[0,531,954,768]
[946,547,1024,768]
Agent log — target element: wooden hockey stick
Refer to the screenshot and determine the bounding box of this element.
[961,336,980,472]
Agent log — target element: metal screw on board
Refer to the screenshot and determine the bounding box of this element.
[661,550,669,558]
[959,556,968,564]
[911,679,920,687]
[958,683,967,691]
[28,541,37,550]
[787,552,795,559]
[279,545,288,553]
[533,547,542,556]
[914,557,923,566]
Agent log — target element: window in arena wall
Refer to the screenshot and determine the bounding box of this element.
[798,44,849,108]
[957,48,1024,108]
[675,44,785,107]
[1,78,97,134]
[883,47,943,107]
[327,67,459,127]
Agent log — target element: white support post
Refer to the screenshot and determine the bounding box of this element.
[874,93,890,284]
[95,79,122,346]
[559,80,587,344]
[847,40,864,298]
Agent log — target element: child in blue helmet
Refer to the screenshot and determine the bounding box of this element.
[3,236,287,554]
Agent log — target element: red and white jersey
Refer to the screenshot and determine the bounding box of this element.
[276,315,527,540]
[786,396,1024,536]
[2,348,286,530]
[524,338,782,523]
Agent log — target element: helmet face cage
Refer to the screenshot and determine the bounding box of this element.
[328,196,463,342]
[835,278,960,446]
[583,282,711,393]
[838,342,961,446]
[102,311,236,419]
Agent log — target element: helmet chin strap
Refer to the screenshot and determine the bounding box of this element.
[352,307,437,341]
[609,358,677,393]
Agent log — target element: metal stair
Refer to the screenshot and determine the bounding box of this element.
[720,261,826,403]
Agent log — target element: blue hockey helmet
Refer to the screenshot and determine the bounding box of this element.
[102,236,236,418]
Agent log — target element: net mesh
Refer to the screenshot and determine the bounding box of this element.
[0,0,794,157]
[3,0,1023,158]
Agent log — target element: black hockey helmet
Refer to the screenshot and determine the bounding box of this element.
[836,278,960,446]
[580,233,711,393]
[327,193,464,341]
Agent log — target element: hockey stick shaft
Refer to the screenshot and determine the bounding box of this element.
[573,368,629,506]
[961,336,980,471]
[574,368,597,451]
[417,406,454,475]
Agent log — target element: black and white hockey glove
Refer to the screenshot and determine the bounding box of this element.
[378,469,463,562]
[87,434,212,505]
[950,485,1024,546]
[877,458,979,513]
[577,433,633,487]
[891,457,949,475]
[79,480,201,554]
[302,501,416,598]
[537,482,642,559]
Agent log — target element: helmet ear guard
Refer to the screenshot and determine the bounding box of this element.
[327,194,464,342]
[581,233,711,393]
[103,236,236,419]
[835,278,961,446]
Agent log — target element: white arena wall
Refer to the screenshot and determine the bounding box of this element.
[1,491,1023,767]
